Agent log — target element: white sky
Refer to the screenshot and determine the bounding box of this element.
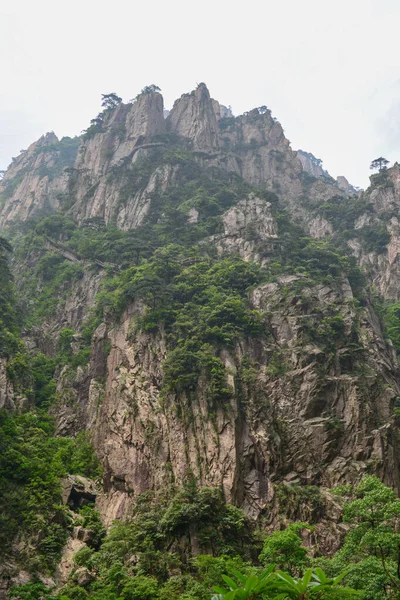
[1,0,400,188]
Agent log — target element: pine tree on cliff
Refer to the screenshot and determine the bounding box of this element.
[101,93,122,110]
[370,157,389,172]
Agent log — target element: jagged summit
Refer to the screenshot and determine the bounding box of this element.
[0,82,353,230]
[166,83,220,151]
[297,149,360,195]
[2,83,400,595]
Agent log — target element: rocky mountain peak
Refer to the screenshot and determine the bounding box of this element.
[336,175,359,195]
[166,82,220,151]
[3,84,400,596]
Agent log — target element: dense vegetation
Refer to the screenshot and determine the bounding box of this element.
[0,229,100,573]
[8,476,400,599]
[0,410,100,572]
[0,235,21,356]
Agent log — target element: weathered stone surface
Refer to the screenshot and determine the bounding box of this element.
[56,537,85,585]
[336,175,359,195]
[61,475,98,510]
[0,83,350,238]
[167,83,220,151]
[80,273,400,523]
[346,164,400,299]
[211,193,278,263]
[308,216,333,238]
[297,150,330,179]
[0,133,70,226]
[0,359,14,410]
[71,92,165,227]
[74,567,94,587]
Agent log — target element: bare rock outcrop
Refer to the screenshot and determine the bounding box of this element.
[70,91,166,227]
[0,359,14,410]
[167,83,220,152]
[84,272,400,523]
[0,133,71,226]
[0,83,353,237]
[2,83,400,542]
[61,475,98,510]
[346,164,400,299]
[211,193,278,263]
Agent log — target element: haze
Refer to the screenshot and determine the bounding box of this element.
[1,0,399,189]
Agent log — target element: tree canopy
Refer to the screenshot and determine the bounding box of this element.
[101,92,122,110]
[370,157,389,172]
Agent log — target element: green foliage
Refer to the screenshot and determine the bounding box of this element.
[334,476,400,595]
[370,157,389,172]
[56,432,102,480]
[0,236,20,357]
[275,485,322,523]
[97,246,263,400]
[381,301,400,353]
[212,564,278,599]
[76,506,106,549]
[25,252,84,324]
[58,327,75,355]
[101,93,122,110]
[66,482,258,599]
[263,206,365,295]
[317,476,400,598]
[74,546,95,567]
[317,195,372,237]
[6,351,33,392]
[31,353,57,407]
[266,352,288,378]
[296,190,390,255]
[15,478,400,598]
[82,93,122,140]
[8,582,56,600]
[357,224,390,254]
[35,214,76,240]
[0,409,100,572]
[273,567,357,599]
[137,84,161,96]
[259,525,310,575]
[212,565,357,599]
[3,101,397,596]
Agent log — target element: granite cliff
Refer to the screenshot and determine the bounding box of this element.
[1,83,400,596]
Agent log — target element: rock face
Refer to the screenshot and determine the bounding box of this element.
[336,175,360,195]
[2,82,400,547]
[345,164,400,299]
[0,84,351,233]
[167,83,220,151]
[84,266,400,524]
[297,150,331,180]
[211,193,278,264]
[0,133,71,226]
[297,150,360,197]
[61,475,98,510]
[0,360,14,409]
[70,91,166,228]
[32,197,396,527]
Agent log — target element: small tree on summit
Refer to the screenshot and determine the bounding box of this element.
[140,84,161,95]
[101,93,122,110]
[370,157,389,172]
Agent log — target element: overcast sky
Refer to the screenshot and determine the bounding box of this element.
[1,0,399,188]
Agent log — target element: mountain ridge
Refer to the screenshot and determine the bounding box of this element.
[1,82,400,598]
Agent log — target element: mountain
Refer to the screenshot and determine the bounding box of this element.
[296,149,360,196]
[1,83,400,598]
